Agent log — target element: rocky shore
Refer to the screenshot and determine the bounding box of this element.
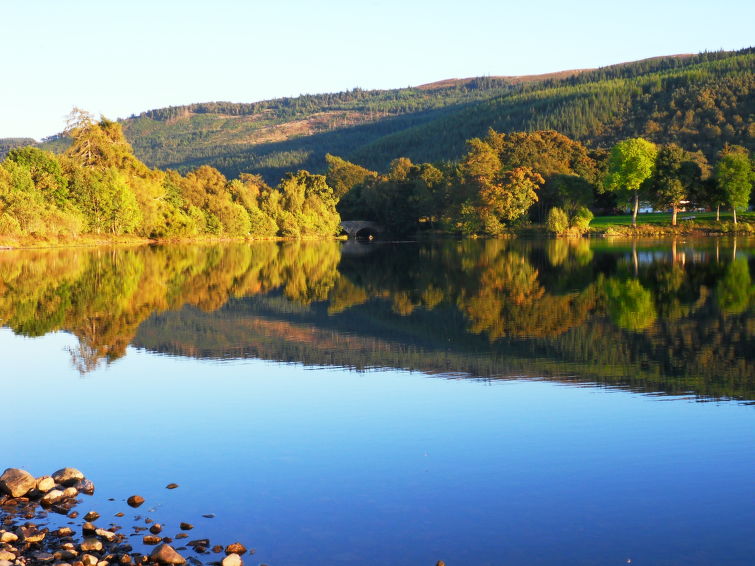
[0,468,256,566]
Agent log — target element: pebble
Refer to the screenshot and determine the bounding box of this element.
[179,523,193,531]
[165,484,179,490]
[149,524,162,535]
[221,554,242,566]
[142,535,162,545]
[84,511,100,521]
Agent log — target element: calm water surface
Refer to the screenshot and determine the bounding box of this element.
[1,238,753,565]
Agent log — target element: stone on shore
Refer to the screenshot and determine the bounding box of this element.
[221,554,242,566]
[52,468,85,487]
[80,538,103,552]
[178,523,193,531]
[127,495,144,508]
[224,544,246,556]
[40,489,65,506]
[0,468,36,498]
[150,544,186,564]
[36,476,56,493]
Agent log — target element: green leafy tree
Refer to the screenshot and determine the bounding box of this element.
[715,146,753,225]
[648,144,688,226]
[603,138,657,226]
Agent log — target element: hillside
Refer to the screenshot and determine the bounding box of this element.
[39,49,753,182]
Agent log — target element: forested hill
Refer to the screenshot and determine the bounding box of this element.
[42,48,753,182]
[0,138,36,159]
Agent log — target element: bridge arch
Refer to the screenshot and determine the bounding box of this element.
[339,220,385,239]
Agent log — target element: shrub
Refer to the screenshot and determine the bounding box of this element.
[546,207,569,234]
[570,206,594,230]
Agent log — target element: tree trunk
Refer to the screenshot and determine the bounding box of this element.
[716,204,720,221]
[733,207,737,226]
[632,193,639,228]
[672,205,677,227]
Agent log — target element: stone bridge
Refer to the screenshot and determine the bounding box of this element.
[339,220,384,239]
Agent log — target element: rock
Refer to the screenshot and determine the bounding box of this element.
[0,560,12,566]
[68,511,79,519]
[82,523,97,536]
[0,468,36,498]
[115,513,125,518]
[32,552,55,562]
[201,514,214,519]
[96,529,117,542]
[142,536,162,546]
[211,546,223,554]
[37,476,56,493]
[57,528,74,537]
[178,523,193,531]
[149,544,185,565]
[80,538,103,552]
[76,479,96,496]
[224,544,246,556]
[0,552,15,561]
[149,525,162,535]
[174,534,188,540]
[19,527,47,543]
[0,531,18,543]
[165,484,179,490]
[52,468,85,486]
[62,487,79,499]
[82,555,98,566]
[221,554,241,566]
[436,562,446,566]
[126,496,144,508]
[84,511,100,521]
[41,490,66,506]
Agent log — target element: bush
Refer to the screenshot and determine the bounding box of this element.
[546,207,569,234]
[570,206,594,230]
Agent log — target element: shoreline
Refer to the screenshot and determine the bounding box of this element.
[1,223,753,250]
[0,467,255,566]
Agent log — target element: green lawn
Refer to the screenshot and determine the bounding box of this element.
[590,211,755,227]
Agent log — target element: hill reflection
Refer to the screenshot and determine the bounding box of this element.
[0,239,752,399]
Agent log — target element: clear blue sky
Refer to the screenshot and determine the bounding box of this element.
[2,0,752,140]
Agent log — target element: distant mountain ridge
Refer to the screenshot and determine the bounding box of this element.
[31,48,755,182]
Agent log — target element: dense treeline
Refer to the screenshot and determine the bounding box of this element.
[36,49,752,183]
[0,110,340,240]
[6,114,752,240]
[332,129,753,235]
[1,240,751,398]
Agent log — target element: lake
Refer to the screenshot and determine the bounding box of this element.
[1,238,753,565]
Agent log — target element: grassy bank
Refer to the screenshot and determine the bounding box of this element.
[588,211,755,236]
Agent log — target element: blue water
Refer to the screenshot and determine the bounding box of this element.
[4,329,753,565]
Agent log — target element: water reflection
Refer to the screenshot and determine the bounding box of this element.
[0,238,752,399]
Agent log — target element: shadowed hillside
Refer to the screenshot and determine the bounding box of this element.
[38,49,753,182]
